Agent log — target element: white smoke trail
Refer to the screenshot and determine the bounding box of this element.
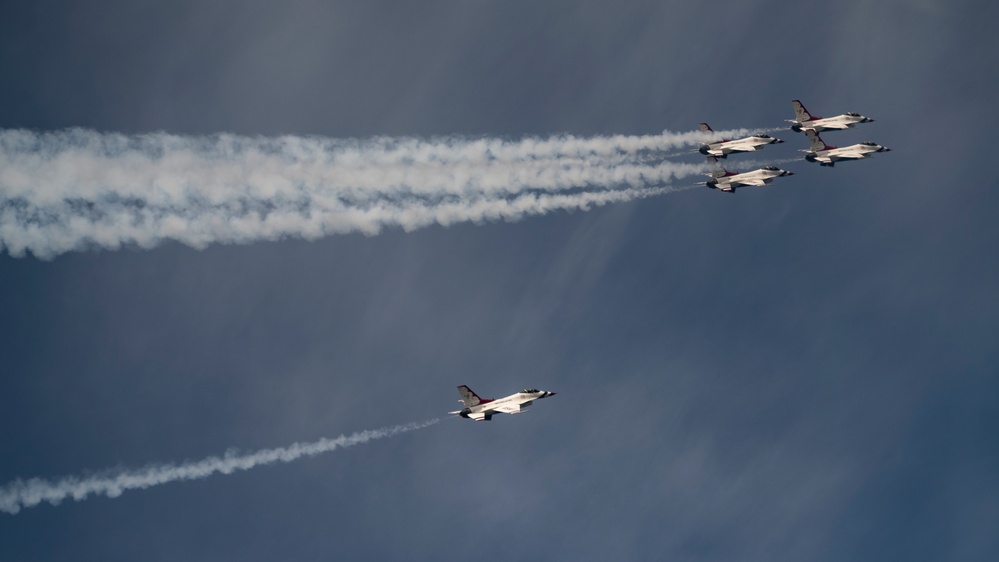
[0,419,439,515]
[0,128,727,258]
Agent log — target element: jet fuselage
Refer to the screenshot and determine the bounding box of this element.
[804,142,891,166]
[788,100,874,133]
[803,131,891,166]
[699,134,784,158]
[705,166,795,193]
[450,386,556,421]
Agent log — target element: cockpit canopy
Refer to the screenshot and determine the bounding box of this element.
[757,134,772,138]
[861,141,878,146]
[521,388,540,394]
[846,112,861,116]
[762,166,779,171]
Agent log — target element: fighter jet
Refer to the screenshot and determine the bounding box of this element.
[787,100,874,133]
[703,166,794,193]
[697,123,783,158]
[802,130,891,167]
[449,385,556,421]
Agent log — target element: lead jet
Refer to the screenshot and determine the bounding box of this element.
[787,100,874,133]
[703,166,794,193]
[697,123,783,158]
[802,130,891,167]
[449,385,556,421]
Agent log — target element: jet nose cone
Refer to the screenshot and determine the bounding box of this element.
[883,147,891,152]
[785,171,795,176]
[547,392,556,397]
[776,139,785,144]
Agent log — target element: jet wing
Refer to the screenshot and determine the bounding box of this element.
[713,144,755,156]
[743,179,768,186]
[493,403,527,414]
[468,411,493,421]
[822,121,853,130]
[834,149,869,160]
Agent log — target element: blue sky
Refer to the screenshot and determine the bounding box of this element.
[1,1,997,560]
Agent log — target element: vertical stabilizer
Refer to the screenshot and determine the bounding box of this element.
[792,100,816,122]
[457,385,490,407]
[805,130,834,151]
[698,123,713,132]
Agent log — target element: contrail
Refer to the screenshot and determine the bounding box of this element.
[0,128,726,258]
[0,419,439,515]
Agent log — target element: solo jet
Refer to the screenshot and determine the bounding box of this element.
[449,385,556,421]
[787,100,874,133]
[802,131,891,167]
[703,166,794,193]
[697,123,783,158]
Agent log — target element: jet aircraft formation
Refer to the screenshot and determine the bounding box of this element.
[699,99,890,193]
[451,101,890,422]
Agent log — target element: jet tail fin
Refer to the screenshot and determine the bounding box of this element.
[457,385,490,407]
[805,130,835,151]
[698,123,713,133]
[792,99,817,122]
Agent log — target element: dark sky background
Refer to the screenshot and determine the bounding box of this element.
[1,1,997,560]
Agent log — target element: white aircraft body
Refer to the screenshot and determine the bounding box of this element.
[703,166,794,193]
[449,385,556,421]
[698,123,783,158]
[787,100,874,133]
[803,131,891,167]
